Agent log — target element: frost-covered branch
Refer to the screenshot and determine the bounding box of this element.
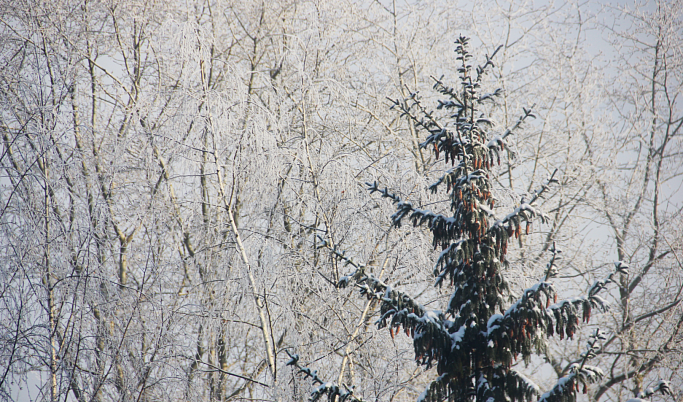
[500,105,536,141]
[486,259,626,370]
[320,235,457,371]
[547,262,628,339]
[285,350,364,402]
[538,364,604,402]
[537,330,606,402]
[626,380,673,402]
[387,90,444,136]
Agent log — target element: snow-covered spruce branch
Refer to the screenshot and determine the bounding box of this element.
[486,261,628,369]
[431,76,464,109]
[501,105,536,141]
[345,274,455,371]
[315,235,365,277]
[474,368,540,402]
[492,168,558,228]
[485,280,557,366]
[417,118,500,169]
[539,364,604,402]
[348,269,456,371]
[358,277,455,371]
[545,261,628,340]
[365,181,402,205]
[430,42,501,101]
[368,180,491,249]
[285,350,364,402]
[368,171,556,258]
[387,91,444,136]
[528,168,559,205]
[538,330,607,402]
[319,236,457,371]
[418,104,534,173]
[318,234,426,322]
[626,380,673,402]
[432,238,489,287]
[416,372,452,402]
[506,369,542,401]
[392,42,530,184]
[427,160,493,195]
[416,366,540,402]
[544,241,562,281]
[381,169,555,233]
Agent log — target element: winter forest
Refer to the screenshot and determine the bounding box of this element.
[1,0,682,401]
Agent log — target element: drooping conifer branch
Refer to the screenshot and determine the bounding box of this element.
[285,350,364,402]
[538,330,607,402]
[485,261,627,371]
[627,380,672,402]
[320,235,457,371]
[371,169,557,264]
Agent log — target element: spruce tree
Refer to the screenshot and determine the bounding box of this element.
[359,36,615,402]
[291,37,671,402]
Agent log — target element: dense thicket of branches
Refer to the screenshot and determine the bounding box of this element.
[0,1,681,402]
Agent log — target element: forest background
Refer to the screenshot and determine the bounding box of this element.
[0,0,681,401]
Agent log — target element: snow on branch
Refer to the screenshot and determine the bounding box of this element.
[372,172,558,263]
[368,180,494,249]
[387,90,444,136]
[626,380,673,402]
[548,262,627,340]
[317,235,455,371]
[286,350,365,402]
[494,169,557,227]
[366,277,457,370]
[486,279,556,366]
[486,257,626,368]
[507,369,542,402]
[486,105,535,164]
[417,372,455,402]
[538,364,604,402]
[500,105,536,141]
[539,330,607,402]
[365,181,401,204]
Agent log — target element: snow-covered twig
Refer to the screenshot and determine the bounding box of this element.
[286,350,365,402]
